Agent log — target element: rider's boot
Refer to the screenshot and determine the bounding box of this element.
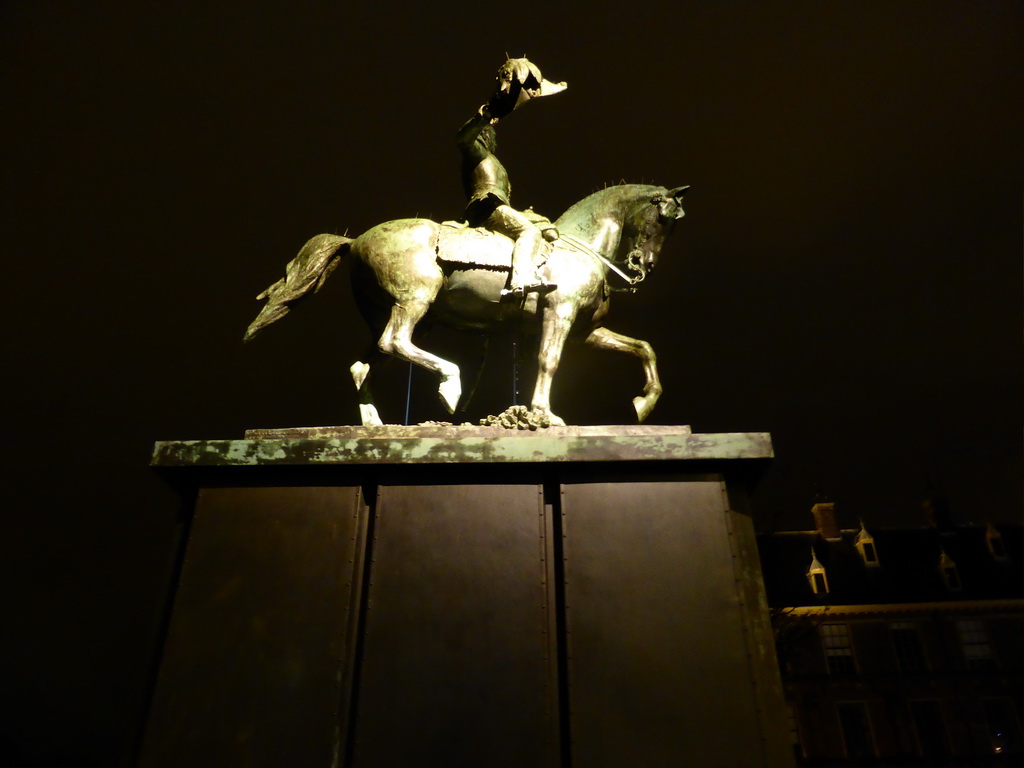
[502,228,557,296]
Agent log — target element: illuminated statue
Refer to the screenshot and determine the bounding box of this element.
[245,58,688,427]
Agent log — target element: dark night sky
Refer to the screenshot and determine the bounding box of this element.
[3,1,1021,764]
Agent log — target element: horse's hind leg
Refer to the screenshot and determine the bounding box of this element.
[378,299,462,413]
[584,326,662,422]
[350,346,392,426]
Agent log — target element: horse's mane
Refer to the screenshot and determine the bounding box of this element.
[559,183,662,219]
[553,183,666,243]
[594,178,664,192]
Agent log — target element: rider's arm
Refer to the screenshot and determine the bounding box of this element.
[455,104,495,163]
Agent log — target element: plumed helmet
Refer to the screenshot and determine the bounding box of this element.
[495,57,567,111]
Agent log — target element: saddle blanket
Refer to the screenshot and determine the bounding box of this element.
[437,220,551,270]
[436,221,513,269]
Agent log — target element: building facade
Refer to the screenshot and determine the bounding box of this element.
[758,501,1023,766]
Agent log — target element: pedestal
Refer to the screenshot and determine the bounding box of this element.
[141,427,791,768]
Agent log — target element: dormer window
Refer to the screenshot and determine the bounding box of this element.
[939,550,962,592]
[985,522,1008,561]
[855,520,880,567]
[807,547,829,595]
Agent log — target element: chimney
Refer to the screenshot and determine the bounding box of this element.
[812,498,841,541]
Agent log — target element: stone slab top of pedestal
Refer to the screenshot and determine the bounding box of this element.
[151,426,773,467]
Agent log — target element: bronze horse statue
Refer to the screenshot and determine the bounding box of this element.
[245,183,688,426]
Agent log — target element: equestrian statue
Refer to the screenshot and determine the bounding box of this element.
[245,57,689,427]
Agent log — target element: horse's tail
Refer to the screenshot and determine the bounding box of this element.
[243,233,353,342]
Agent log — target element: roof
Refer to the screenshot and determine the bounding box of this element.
[757,523,1023,609]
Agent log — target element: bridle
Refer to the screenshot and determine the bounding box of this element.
[623,202,670,286]
[623,246,649,286]
[559,201,665,291]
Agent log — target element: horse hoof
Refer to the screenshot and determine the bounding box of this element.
[632,395,654,423]
[439,374,462,414]
[547,413,566,427]
[359,403,383,427]
[350,361,371,390]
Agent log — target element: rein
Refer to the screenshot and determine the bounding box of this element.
[623,209,662,287]
[559,234,647,291]
[624,247,648,285]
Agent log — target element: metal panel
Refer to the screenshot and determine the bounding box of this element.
[140,485,367,768]
[561,479,772,767]
[351,483,557,768]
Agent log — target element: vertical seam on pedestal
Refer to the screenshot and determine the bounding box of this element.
[720,479,771,768]
[552,482,573,768]
[339,480,379,768]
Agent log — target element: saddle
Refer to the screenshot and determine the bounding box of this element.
[437,210,557,270]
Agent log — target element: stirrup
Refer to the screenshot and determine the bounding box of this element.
[501,279,557,297]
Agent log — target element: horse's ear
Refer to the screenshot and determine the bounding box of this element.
[666,185,689,219]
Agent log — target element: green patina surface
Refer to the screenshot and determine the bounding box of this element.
[151,430,772,467]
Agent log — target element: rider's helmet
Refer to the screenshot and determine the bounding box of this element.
[494,57,567,114]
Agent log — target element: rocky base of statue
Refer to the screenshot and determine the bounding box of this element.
[421,406,554,430]
[478,405,553,430]
[397,407,551,429]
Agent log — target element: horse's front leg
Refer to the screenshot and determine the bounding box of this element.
[531,304,576,426]
[584,326,662,422]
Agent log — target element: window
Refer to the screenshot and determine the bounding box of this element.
[807,547,829,595]
[957,619,995,669]
[837,702,875,758]
[855,521,880,566]
[910,700,949,756]
[983,699,1022,755]
[986,523,1008,561]
[821,623,856,674]
[939,550,962,591]
[989,535,1007,559]
[943,565,961,590]
[890,621,927,672]
[861,540,877,563]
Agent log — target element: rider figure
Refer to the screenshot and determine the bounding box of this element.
[457,58,566,296]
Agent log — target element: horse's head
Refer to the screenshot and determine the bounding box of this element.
[554,183,689,284]
[623,185,689,276]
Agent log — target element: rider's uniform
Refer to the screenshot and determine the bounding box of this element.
[456,102,549,295]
